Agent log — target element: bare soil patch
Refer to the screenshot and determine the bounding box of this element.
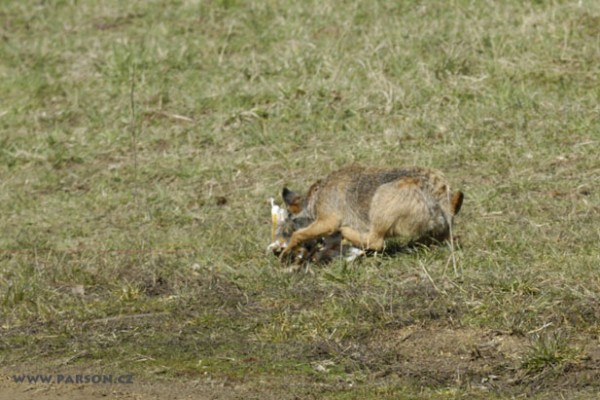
[4,327,600,399]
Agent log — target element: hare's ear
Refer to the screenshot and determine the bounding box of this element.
[282,187,302,214]
[450,191,464,216]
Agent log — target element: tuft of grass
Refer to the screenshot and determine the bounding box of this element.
[521,332,585,375]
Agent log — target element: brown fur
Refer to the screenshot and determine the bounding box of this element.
[280,165,463,258]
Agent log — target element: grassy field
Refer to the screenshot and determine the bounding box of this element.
[1,0,599,398]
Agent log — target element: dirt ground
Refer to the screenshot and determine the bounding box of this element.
[3,327,600,399]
